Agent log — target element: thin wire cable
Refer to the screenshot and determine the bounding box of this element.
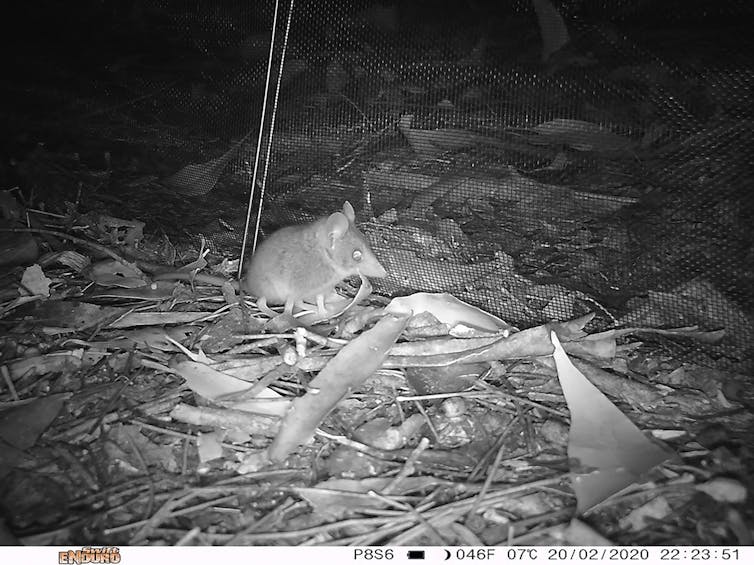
[253,0,295,251]
[238,0,295,279]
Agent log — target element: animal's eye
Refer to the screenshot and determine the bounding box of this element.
[353,249,363,262]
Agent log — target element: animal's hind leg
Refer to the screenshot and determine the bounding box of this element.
[256,297,279,318]
[283,298,295,316]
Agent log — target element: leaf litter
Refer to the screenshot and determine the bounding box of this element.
[0,213,751,547]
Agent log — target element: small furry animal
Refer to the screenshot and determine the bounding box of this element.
[242,201,386,315]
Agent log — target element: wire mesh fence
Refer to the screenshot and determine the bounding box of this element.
[5,0,751,362]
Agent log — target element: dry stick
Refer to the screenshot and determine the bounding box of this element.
[181,432,191,475]
[0,227,131,264]
[506,508,574,544]
[93,480,285,523]
[398,389,568,419]
[582,482,688,516]
[230,516,396,544]
[370,437,449,545]
[20,523,81,545]
[468,416,518,481]
[225,516,396,544]
[511,522,571,545]
[124,429,157,520]
[367,489,448,546]
[74,477,155,507]
[482,384,569,419]
[467,417,521,521]
[176,526,203,546]
[384,507,459,546]
[88,380,130,436]
[450,521,485,545]
[517,405,537,454]
[25,485,176,545]
[28,477,568,546]
[412,401,440,444]
[224,498,302,546]
[52,445,99,493]
[206,469,313,489]
[315,430,401,461]
[227,362,289,401]
[388,475,568,546]
[142,527,304,544]
[131,420,257,454]
[352,476,576,546]
[315,508,431,547]
[105,493,239,538]
[148,477,570,546]
[382,437,430,495]
[48,383,184,445]
[0,366,19,400]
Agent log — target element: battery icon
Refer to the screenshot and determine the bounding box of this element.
[407,550,425,560]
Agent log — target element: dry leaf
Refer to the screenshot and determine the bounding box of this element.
[163,133,250,195]
[532,0,570,61]
[619,497,672,531]
[20,264,51,297]
[85,259,146,288]
[555,518,613,545]
[7,350,110,380]
[0,393,69,450]
[695,477,747,503]
[170,404,280,438]
[174,360,289,418]
[268,312,410,462]
[529,118,635,152]
[197,431,224,463]
[398,114,506,157]
[551,331,675,513]
[386,292,515,335]
[352,413,425,450]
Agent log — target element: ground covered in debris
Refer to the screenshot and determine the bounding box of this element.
[2,0,754,548]
[1,191,752,545]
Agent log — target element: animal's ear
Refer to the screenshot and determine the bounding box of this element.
[342,201,355,222]
[326,211,350,241]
